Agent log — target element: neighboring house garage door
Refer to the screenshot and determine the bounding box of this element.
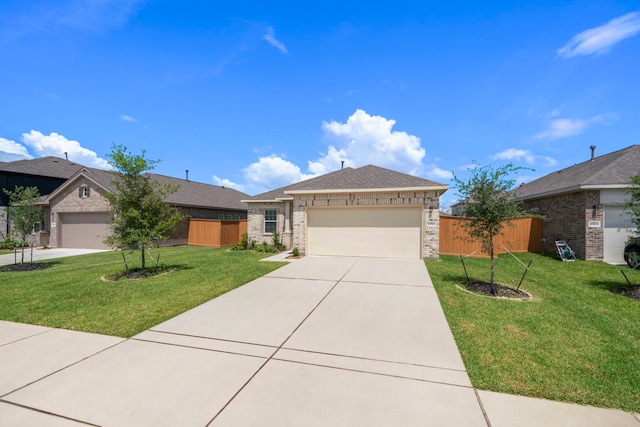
[603,205,634,264]
[59,212,110,249]
[307,206,422,259]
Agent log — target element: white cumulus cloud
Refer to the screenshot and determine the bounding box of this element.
[0,137,33,161]
[534,113,618,140]
[120,114,137,122]
[212,175,245,192]
[242,155,314,193]
[21,130,110,169]
[558,12,640,58]
[262,26,288,54]
[491,148,536,164]
[425,166,453,181]
[320,109,426,175]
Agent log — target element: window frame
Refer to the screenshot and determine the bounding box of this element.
[264,209,277,234]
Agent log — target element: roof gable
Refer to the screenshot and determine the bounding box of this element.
[514,145,640,200]
[0,156,84,179]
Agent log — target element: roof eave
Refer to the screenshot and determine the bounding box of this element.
[515,183,629,201]
[242,199,285,204]
[285,186,449,195]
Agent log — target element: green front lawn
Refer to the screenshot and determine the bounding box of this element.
[0,246,285,337]
[426,253,640,413]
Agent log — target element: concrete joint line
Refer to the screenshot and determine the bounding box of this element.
[0,328,53,349]
[207,262,358,426]
[0,399,100,426]
[474,388,493,427]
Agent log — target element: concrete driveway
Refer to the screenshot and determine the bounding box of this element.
[0,248,109,266]
[1,256,637,426]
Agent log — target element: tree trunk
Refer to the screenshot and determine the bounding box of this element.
[20,241,25,264]
[489,232,497,295]
[141,244,146,270]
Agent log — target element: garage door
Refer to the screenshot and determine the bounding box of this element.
[603,205,634,264]
[307,207,422,259]
[59,213,111,249]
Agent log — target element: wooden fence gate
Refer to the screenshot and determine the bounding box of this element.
[187,219,247,248]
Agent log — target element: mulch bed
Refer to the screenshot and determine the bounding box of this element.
[612,285,640,302]
[103,267,172,281]
[1,263,51,272]
[463,281,531,299]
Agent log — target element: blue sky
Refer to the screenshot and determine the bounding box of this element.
[1,1,639,209]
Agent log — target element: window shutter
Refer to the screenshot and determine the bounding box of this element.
[86,186,90,197]
[79,187,83,198]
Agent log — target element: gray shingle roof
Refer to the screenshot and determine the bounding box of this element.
[246,165,448,201]
[60,167,248,211]
[513,145,640,200]
[0,156,84,179]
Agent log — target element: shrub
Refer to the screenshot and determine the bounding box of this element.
[292,247,300,257]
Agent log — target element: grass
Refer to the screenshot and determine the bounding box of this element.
[0,246,285,337]
[425,252,640,413]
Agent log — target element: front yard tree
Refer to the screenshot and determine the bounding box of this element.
[624,172,640,232]
[3,185,44,264]
[104,145,185,270]
[453,163,531,294]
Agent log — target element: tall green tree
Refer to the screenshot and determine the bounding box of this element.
[624,173,640,233]
[103,145,185,270]
[3,185,44,264]
[453,163,532,294]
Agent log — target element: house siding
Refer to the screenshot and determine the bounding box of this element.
[523,190,603,260]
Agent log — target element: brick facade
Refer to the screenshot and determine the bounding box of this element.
[523,190,603,260]
[248,190,441,259]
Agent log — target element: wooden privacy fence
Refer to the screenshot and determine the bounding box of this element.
[188,219,247,248]
[439,216,543,257]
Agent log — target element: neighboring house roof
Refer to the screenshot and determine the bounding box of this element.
[513,145,640,201]
[245,165,448,202]
[42,167,248,211]
[0,156,84,179]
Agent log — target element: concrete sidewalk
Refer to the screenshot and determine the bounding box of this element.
[1,256,638,426]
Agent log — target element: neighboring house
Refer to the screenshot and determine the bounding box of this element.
[513,145,640,263]
[1,156,248,249]
[244,165,448,259]
[1,157,83,240]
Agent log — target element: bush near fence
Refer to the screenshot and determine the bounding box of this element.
[439,215,542,258]
[187,219,247,248]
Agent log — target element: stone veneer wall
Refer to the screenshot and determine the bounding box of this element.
[523,190,603,260]
[246,202,293,248]
[290,190,441,259]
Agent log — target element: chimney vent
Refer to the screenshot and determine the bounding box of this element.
[185,169,189,181]
[590,145,596,160]
[64,152,68,161]
[341,160,345,170]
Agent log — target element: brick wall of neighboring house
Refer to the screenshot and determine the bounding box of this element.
[284,190,441,259]
[48,178,111,248]
[523,190,603,260]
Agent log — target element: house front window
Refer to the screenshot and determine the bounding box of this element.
[264,209,277,233]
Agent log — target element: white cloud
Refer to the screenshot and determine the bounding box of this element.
[320,109,426,175]
[120,114,137,122]
[242,155,314,193]
[491,148,536,164]
[262,26,288,54]
[534,113,618,140]
[212,175,245,192]
[0,137,33,161]
[558,12,640,58]
[425,166,453,181]
[21,130,110,169]
[307,146,353,175]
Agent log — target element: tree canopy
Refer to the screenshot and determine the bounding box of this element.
[103,145,185,270]
[453,163,532,292]
[3,185,44,263]
[624,173,640,234]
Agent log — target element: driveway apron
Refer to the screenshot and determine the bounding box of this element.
[1,256,486,426]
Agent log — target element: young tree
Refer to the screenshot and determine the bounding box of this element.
[453,163,531,294]
[3,186,44,264]
[103,145,185,270]
[624,173,640,233]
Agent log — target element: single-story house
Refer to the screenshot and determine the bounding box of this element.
[244,165,448,259]
[513,145,640,264]
[1,156,249,249]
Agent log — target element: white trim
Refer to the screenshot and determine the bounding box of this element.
[242,199,285,204]
[516,184,629,201]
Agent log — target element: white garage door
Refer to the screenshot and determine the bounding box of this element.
[307,207,422,259]
[59,213,111,249]
[603,205,634,264]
